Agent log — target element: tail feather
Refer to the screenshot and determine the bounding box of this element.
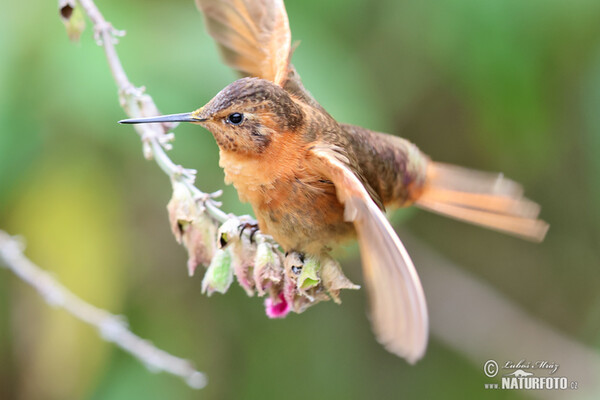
[425,162,524,197]
[419,187,541,219]
[415,162,549,242]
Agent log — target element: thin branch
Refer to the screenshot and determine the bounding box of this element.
[0,231,207,389]
[76,0,231,226]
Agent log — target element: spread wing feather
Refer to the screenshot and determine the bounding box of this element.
[196,0,291,86]
[310,145,428,363]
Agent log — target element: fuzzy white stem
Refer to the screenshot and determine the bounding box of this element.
[0,231,207,389]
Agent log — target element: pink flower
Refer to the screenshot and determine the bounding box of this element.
[264,293,290,319]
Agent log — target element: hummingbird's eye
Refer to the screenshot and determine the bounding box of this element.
[227,112,244,125]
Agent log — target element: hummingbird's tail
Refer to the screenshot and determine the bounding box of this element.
[415,162,549,242]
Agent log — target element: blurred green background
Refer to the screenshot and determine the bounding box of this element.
[1,0,600,399]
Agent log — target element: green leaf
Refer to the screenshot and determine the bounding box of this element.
[201,248,234,296]
[297,256,321,290]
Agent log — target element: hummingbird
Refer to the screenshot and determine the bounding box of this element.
[120,0,548,363]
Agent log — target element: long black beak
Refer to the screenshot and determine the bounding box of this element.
[119,112,206,124]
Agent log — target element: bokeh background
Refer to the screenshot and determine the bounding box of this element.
[1,0,600,399]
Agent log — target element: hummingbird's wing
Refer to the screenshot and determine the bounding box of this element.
[196,0,320,107]
[309,145,429,363]
[196,0,291,86]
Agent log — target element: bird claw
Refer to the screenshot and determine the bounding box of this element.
[238,221,260,244]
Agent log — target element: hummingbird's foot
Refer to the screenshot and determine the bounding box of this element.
[239,221,260,243]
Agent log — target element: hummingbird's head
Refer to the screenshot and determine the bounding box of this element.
[120,77,304,155]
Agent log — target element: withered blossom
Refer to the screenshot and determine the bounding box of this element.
[320,257,360,304]
[167,181,217,276]
[217,218,256,295]
[264,293,290,319]
[252,238,283,296]
[166,203,361,319]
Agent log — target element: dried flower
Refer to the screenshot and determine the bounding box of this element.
[167,181,217,276]
[253,238,283,296]
[264,293,290,318]
[320,257,360,304]
[217,218,257,296]
[166,189,361,317]
[281,252,329,313]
